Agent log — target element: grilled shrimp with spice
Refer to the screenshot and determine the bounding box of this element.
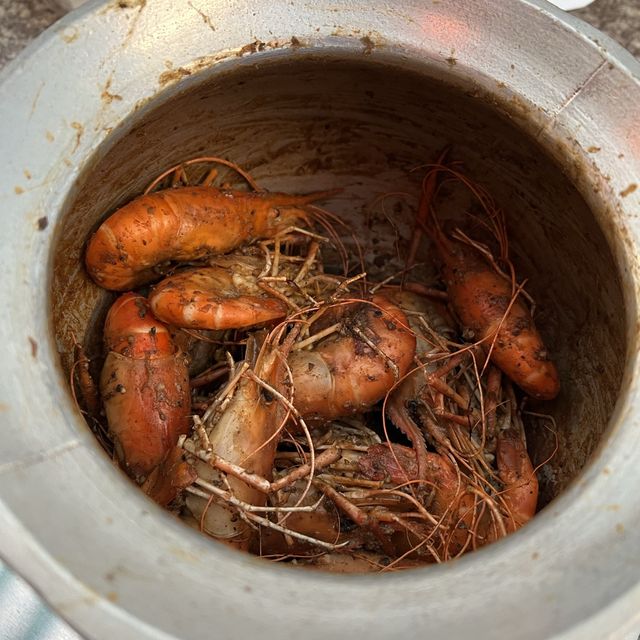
[359,376,538,558]
[149,241,326,331]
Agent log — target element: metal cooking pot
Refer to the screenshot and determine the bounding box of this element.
[1,1,639,638]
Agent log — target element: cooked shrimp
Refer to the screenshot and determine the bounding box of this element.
[150,267,287,331]
[289,294,416,420]
[358,418,537,558]
[184,330,297,549]
[381,289,457,483]
[495,426,538,531]
[431,227,559,400]
[357,442,473,554]
[149,238,333,332]
[100,292,190,482]
[377,289,539,555]
[85,186,333,290]
[418,164,560,401]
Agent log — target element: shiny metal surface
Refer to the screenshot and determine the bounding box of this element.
[0,1,639,639]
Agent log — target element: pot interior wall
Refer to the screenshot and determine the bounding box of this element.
[52,54,625,510]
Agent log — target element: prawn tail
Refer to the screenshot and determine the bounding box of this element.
[142,446,197,507]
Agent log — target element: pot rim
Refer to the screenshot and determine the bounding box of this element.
[1,1,639,639]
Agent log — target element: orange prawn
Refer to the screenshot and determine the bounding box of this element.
[358,419,538,556]
[288,294,416,420]
[85,186,333,291]
[376,288,538,554]
[357,442,474,553]
[148,253,289,331]
[100,292,191,483]
[431,229,559,401]
[495,426,538,531]
[420,166,560,401]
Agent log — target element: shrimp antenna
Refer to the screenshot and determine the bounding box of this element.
[144,155,262,194]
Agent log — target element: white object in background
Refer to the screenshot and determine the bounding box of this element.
[546,0,596,9]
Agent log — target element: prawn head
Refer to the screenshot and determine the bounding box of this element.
[100,293,191,482]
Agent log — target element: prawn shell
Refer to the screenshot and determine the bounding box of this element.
[100,349,190,481]
[149,266,288,330]
[85,186,315,291]
[104,291,173,357]
[289,295,416,420]
[496,427,538,529]
[185,333,296,547]
[141,446,197,507]
[448,269,560,400]
[358,443,477,555]
[437,238,560,401]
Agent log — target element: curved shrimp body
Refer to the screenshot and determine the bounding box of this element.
[357,442,474,556]
[357,434,536,557]
[289,295,416,421]
[495,426,538,531]
[432,232,560,401]
[85,186,328,291]
[100,293,190,482]
[185,332,296,549]
[149,254,289,331]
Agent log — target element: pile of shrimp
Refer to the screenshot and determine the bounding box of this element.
[74,153,559,573]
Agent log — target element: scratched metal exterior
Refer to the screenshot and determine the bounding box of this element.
[0,1,640,639]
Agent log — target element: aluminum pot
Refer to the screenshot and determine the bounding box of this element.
[1,1,639,638]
